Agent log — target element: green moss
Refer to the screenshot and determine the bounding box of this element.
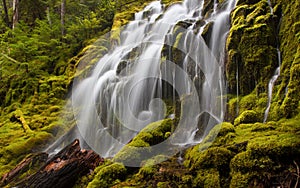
[226,97,239,122]
[227,0,278,96]
[0,130,52,178]
[218,122,235,136]
[234,110,259,125]
[157,181,170,188]
[230,150,279,187]
[247,133,300,158]
[193,168,221,188]
[187,147,233,171]
[161,0,182,6]
[174,32,183,48]
[113,119,173,165]
[230,172,251,188]
[268,0,300,119]
[4,131,52,157]
[231,151,274,173]
[87,162,127,188]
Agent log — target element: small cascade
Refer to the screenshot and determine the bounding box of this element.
[263,5,282,123]
[70,0,236,164]
[236,63,239,116]
[267,0,273,14]
[263,48,281,122]
[213,0,218,15]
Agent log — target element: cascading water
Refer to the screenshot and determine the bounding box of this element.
[263,2,282,123]
[263,48,281,123]
[267,0,274,14]
[71,0,236,166]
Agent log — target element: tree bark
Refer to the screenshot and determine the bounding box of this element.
[12,0,20,29]
[61,0,66,36]
[2,0,10,28]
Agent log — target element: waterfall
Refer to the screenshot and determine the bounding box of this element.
[71,0,236,164]
[263,4,282,123]
[263,48,281,122]
[236,63,239,116]
[267,0,273,15]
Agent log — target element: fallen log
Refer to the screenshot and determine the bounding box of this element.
[1,152,48,185]
[1,139,103,188]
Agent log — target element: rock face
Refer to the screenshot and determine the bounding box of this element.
[1,139,103,188]
[226,0,279,95]
[226,0,300,121]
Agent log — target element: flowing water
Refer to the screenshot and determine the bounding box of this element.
[263,48,281,122]
[263,2,282,123]
[267,0,274,14]
[70,0,236,161]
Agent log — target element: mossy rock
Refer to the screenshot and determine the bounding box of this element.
[246,132,300,158]
[193,168,221,188]
[4,131,52,158]
[218,122,235,136]
[226,0,278,96]
[113,119,173,166]
[87,162,127,188]
[230,151,274,173]
[189,147,234,171]
[161,0,182,6]
[230,151,278,187]
[234,110,259,125]
[230,171,252,188]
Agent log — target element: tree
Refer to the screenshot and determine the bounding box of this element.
[2,0,10,27]
[61,0,65,36]
[12,0,20,29]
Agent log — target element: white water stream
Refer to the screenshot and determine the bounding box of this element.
[70,0,236,163]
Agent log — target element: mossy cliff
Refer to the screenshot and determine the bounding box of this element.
[226,0,300,122]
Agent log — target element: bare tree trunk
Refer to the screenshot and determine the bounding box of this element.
[2,0,10,28]
[12,0,19,29]
[46,7,52,26]
[61,0,66,36]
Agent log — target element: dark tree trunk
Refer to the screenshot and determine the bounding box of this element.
[2,0,10,28]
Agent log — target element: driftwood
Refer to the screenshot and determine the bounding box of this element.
[1,139,103,188]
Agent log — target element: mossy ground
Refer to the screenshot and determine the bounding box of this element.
[182,115,300,187]
[76,116,299,187]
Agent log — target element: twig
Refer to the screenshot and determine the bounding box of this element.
[0,53,21,64]
[294,160,299,188]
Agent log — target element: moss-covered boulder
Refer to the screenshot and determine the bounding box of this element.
[234,110,259,125]
[113,119,173,166]
[87,162,127,188]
